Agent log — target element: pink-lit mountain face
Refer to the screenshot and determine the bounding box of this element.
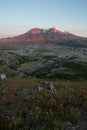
[0,27,87,44]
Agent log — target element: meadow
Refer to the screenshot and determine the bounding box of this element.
[0,78,87,130]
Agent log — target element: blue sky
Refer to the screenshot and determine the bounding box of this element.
[0,0,87,37]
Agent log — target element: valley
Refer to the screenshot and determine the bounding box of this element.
[0,40,87,80]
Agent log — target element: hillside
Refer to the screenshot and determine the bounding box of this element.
[0,51,87,80]
[0,78,87,130]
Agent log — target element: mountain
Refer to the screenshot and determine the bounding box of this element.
[0,27,87,80]
[0,27,87,44]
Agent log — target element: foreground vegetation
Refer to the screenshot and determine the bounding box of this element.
[0,78,87,130]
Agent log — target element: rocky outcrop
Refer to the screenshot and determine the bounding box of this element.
[0,51,19,67]
[0,73,7,80]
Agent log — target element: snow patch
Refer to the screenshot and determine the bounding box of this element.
[52,27,65,33]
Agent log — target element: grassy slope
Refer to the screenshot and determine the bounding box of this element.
[0,78,87,130]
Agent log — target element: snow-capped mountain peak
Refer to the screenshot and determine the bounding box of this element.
[50,27,65,33]
[27,27,65,34]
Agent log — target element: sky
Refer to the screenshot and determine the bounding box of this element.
[0,0,87,38]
